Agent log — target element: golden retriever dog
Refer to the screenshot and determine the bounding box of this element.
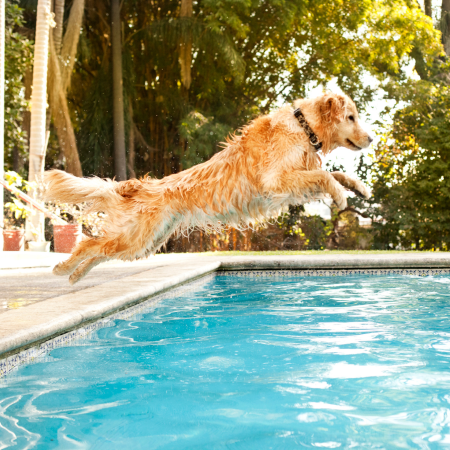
[44,92,372,284]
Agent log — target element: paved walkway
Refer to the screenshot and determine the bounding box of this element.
[2,252,450,361]
[1,256,191,313]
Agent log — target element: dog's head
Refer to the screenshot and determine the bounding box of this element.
[295,93,373,154]
[317,93,372,153]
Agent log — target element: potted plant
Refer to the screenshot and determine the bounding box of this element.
[3,171,51,252]
[3,228,25,251]
[47,204,85,253]
[3,196,29,252]
[48,203,107,253]
[52,222,83,253]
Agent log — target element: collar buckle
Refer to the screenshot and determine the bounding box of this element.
[310,136,320,146]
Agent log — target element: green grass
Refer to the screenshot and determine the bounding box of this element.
[198,250,428,256]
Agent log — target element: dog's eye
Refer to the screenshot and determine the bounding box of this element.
[348,115,355,122]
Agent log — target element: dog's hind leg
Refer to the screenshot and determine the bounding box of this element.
[68,256,109,285]
[330,172,371,199]
[67,227,174,285]
[55,210,182,282]
[53,236,114,276]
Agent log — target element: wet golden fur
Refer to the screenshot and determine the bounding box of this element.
[44,92,372,284]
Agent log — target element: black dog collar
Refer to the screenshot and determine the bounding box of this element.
[293,108,322,151]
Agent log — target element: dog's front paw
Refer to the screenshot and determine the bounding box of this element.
[353,181,371,200]
[333,190,348,210]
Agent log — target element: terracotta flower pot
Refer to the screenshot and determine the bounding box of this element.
[3,229,25,251]
[53,224,83,253]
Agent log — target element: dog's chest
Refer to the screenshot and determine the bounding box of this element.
[274,140,321,172]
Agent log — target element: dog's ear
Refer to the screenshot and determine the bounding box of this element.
[319,94,347,124]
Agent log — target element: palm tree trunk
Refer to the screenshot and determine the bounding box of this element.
[0,0,4,251]
[27,0,53,241]
[111,0,127,181]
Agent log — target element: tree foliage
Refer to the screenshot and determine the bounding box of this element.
[4,0,33,171]
[361,0,450,251]
[5,0,449,251]
[66,0,441,178]
[367,81,450,250]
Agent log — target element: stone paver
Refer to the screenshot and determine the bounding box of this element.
[0,258,179,312]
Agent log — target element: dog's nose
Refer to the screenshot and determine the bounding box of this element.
[368,135,373,143]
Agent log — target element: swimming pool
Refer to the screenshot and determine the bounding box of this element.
[1,273,450,449]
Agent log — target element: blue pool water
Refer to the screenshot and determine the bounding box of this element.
[2,274,450,449]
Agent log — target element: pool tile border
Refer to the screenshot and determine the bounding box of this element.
[218,268,450,277]
[0,274,214,379]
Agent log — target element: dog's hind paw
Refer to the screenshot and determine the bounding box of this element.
[68,273,80,285]
[53,262,72,276]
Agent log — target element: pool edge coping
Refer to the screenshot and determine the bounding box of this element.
[0,260,220,360]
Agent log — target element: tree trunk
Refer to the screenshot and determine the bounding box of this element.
[54,88,83,175]
[22,69,33,150]
[111,0,127,181]
[60,0,84,90]
[443,0,450,55]
[12,146,21,172]
[27,0,53,241]
[48,0,64,142]
[179,0,193,89]
[53,0,65,54]
[49,34,83,176]
[47,0,84,176]
[128,107,136,179]
[425,0,432,17]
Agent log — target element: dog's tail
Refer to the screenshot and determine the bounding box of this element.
[44,170,121,207]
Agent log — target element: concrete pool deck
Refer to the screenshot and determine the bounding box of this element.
[1,251,450,360]
[0,251,68,269]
